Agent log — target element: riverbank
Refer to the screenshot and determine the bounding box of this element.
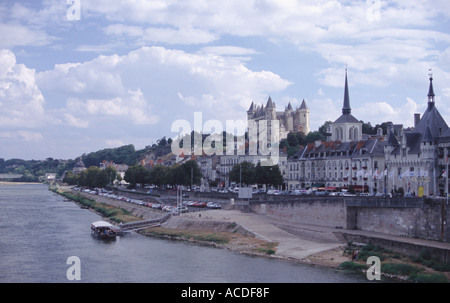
[0,181,42,185]
[52,185,450,282]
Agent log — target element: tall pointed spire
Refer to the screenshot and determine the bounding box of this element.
[266,96,274,108]
[342,69,351,115]
[427,71,435,107]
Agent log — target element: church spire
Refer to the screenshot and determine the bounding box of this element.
[342,69,351,115]
[427,70,435,108]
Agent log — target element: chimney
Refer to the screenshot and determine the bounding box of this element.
[414,113,420,128]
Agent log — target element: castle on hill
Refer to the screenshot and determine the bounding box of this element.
[247,97,310,140]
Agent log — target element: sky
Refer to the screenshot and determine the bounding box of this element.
[1,0,450,160]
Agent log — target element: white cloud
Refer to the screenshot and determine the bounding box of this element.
[0,49,46,128]
[105,139,125,147]
[198,46,259,57]
[0,130,43,142]
[353,97,421,128]
[142,27,218,45]
[0,23,53,49]
[104,24,144,37]
[34,46,291,150]
[64,113,89,128]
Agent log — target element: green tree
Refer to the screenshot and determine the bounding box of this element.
[166,160,202,187]
[124,165,150,188]
[318,121,332,137]
[103,166,118,187]
[287,132,299,147]
[149,165,169,187]
[255,163,284,188]
[63,171,78,185]
[77,166,110,188]
[229,161,256,186]
[305,131,326,143]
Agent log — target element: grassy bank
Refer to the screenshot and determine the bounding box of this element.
[339,242,450,283]
[50,186,141,224]
[139,226,278,256]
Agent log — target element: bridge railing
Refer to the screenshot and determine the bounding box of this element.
[119,213,171,230]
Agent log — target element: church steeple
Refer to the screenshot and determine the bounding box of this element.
[342,69,351,115]
[427,71,435,108]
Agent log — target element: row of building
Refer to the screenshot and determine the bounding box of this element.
[286,70,448,197]
[183,70,449,197]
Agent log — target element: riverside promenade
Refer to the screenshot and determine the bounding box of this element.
[179,208,450,265]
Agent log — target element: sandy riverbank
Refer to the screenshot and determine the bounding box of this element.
[165,210,350,268]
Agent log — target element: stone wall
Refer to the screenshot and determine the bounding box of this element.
[251,197,348,229]
[249,196,450,243]
[351,199,449,242]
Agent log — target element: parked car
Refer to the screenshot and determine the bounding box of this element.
[172,206,188,213]
[207,202,221,209]
[197,202,207,208]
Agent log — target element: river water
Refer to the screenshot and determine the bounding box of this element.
[0,184,368,283]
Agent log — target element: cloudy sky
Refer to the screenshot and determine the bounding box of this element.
[1,0,450,160]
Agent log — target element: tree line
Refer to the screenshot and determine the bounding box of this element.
[228,161,284,188]
[63,166,119,188]
[123,160,202,188]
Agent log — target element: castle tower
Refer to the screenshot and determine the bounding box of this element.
[296,99,310,134]
[265,96,276,120]
[247,101,255,121]
[285,102,294,132]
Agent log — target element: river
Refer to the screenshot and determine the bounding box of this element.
[0,183,368,283]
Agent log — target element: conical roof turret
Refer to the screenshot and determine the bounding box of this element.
[266,96,274,108]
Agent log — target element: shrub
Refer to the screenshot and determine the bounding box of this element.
[408,273,449,283]
[430,262,450,272]
[381,263,420,276]
[339,261,367,272]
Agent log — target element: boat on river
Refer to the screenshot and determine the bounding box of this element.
[91,221,118,240]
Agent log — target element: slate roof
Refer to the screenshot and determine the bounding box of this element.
[299,99,308,110]
[414,103,448,140]
[334,114,361,124]
[387,76,448,155]
[289,138,385,160]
